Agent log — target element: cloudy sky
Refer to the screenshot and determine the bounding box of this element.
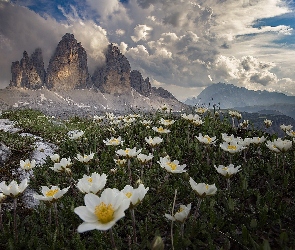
[1,0,295,101]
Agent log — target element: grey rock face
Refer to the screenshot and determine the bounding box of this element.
[92,44,131,95]
[46,33,90,90]
[130,70,151,97]
[0,143,11,166]
[10,49,46,89]
[152,87,176,99]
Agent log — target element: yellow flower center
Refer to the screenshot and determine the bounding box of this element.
[24,163,31,168]
[110,139,119,144]
[291,131,295,136]
[205,136,212,143]
[227,145,237,150]
[158,127,164,132]
[125,149,130,154]
[167,162,177,170]
[94,202,114,224]
[178,207,184,213]
[46,189,59,197]
[205,185,209,190]
[222,167,228,171]
[88,177,93,183]
[125,192,132,198]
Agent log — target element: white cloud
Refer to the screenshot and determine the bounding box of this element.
[131,24,153,42]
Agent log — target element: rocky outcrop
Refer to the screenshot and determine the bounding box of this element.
[130,70,151,97]
[10,48,46,89]
[0,142,11,166]
[45,33,89,90]
[91,44,131,95]
[152,87,176,99]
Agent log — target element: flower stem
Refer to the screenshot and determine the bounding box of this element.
[13,198,17,240]
[127,158,132,186]
[109,228,117,250]
[54,202,58,227]
[226,178,231,193]
[194,197,202,218]
[49,204,52,225]
[130,208,137,244]
[171,189,177,250]
[0,203,3,231]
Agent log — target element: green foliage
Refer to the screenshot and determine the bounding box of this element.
[0,108,294,249]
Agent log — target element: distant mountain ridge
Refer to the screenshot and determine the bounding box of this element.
[185,83,295,119]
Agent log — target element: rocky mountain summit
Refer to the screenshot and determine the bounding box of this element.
[6,33,185,115]
[9,33,178,108]
[45,33,90,90]
[10,48,46,89]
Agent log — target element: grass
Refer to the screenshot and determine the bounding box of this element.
[0,108,294,249]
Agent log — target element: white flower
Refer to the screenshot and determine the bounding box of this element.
[0,179,29,197]
[159,118,175,126]
[141,120,152,126]
[50,154,60,163]
[50,157,72,173]
[116,147,142,158]
[68,130,84,140]
[195,107,208,114]
[77,173,107,194]
[214,164,241,178]
[121,184,149,207]
[219,141,246,154]
[274,138,293,152]
[152,126,170,134]
[252,136,266,144]
[157,156,187,173]
[137,153,153,164]
[181,113,200,121]
[189,177,217,198]
[33,186,69,202]
[74,188,130,232]
[165,203,191,222]
[20,159,36,170]
[265,141,280,153]
[286,130,295,138]
[103,136,123,146]
[264,119,272,128]
[195,133,217,145]
[240,120,249,129]
[76,153,95,163]
[145,136,163,147]
[192,119,203,126]
[229,110,242,119]
[114,159,127,167]
[280,124,293,132]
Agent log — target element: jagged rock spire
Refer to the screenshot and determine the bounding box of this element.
[91,43,131,95]
[45,33,90,90]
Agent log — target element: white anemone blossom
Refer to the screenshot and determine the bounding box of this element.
[157,155,187,173]
[121,184,149,207]
[74,188,130,232]
[214,164,241,178]
[0,179,29,197]
[33,185,69,202]
[189,177,217,198]
[20,159,36,170]
[165,203,191,222]
[77,173,107,194]
[116,147,142,158]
